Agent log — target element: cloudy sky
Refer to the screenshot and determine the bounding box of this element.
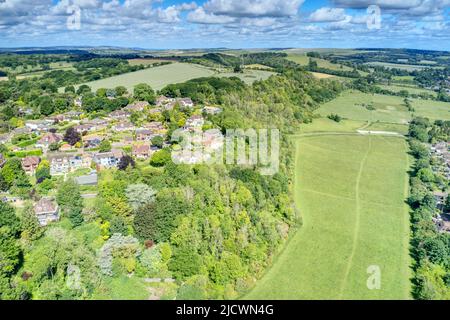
[0,0,449,49]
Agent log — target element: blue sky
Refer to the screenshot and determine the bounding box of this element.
[0,0,449,50]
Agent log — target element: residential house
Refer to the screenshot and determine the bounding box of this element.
[144,122,167,135]
[113,121,135,132]
[83,135,103,149]
[36,133,63,149]
[93,149,124,169]
[184,115,205,131]
[25,120,54,133]
[74,97,83,107]
[136,129,154,142]
[132,144,151,160]
[155,95,175,107]
[21,156,41,175]
[109,110,131,120]
[434,191,448,212]
[34,198,59,226]
[18,107,33,117]
[203,106,222,115]
[178,98,194,109]
[125,101,149,112]
[49,154,70,176]
[64,111,83,121]
[149,107,162,114]
[70,154,93,171]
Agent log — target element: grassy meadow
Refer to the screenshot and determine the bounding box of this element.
[76,62,274,91]
[246,134,412,299]
[317,90,450,124]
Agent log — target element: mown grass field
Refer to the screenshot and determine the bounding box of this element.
[317,90,450,123]
[246,134,411,299]
[377,84,437,97]
[76,62,274,91]
[77,62,215,91]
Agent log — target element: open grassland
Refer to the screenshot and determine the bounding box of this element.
[77,63,215,91]
[76,63,274,91]
[127,58,172,66]
[317,90,450,123]
[364,62,439,71]
[412,99,450,121]
[287,54,353,71]
[317,91,412,124]
[247,134,411,299]
[299,118,366,134]
[377,84,437,97]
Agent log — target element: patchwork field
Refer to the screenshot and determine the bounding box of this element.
[246,134,411,299]
[364,62,436,71]
[317,90,450,123]
[75,62,274,91]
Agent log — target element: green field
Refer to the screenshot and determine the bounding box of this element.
[75,62,274,91]
[364,62,434,71]
[317,90,450,123]
[246,134,411,299]
[76,63,215,91]
[287,54,353,71]
[377,84,437,97]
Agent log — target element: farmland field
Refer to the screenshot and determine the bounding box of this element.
[317,90,450,123]
[377,84,437,97]
[364,62,438,71]
[76,63,215,91]
[287,54,353,71]
[75,62,274,91]
[246,134,411,299]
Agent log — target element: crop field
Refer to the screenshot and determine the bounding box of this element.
[76,63,274,91]
[127,58,172,66]
[246,134,411,299]
[317,90,450,123]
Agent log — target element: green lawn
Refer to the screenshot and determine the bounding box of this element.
[246,134,412,299]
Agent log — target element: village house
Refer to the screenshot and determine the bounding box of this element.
[34,198,59,226]
[59,143,73,152]
[70,154,93,171]
[21,156,41,175]
[18,107,33,117]
[184,115,205,131]
[74,97,83,107]
[83,135,104,149]
[93,149,124,169]
[132,144,151,160]
[109,110,131,120]
[434,191,448,212]
[203,106,222,115]
[155,95,175,108]
[125,101,149,112]
[149,107,162,115]
[178,98,194,109]
[112,121,135,132]
[136,129,154,142]
[25,120,54,132]
[36,132,63,149]
[144,122,167,135]
[49,154,70,175]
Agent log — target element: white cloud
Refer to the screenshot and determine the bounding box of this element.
[187,7,236,24]
[309,7,349,22]
[203,0,305,18]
